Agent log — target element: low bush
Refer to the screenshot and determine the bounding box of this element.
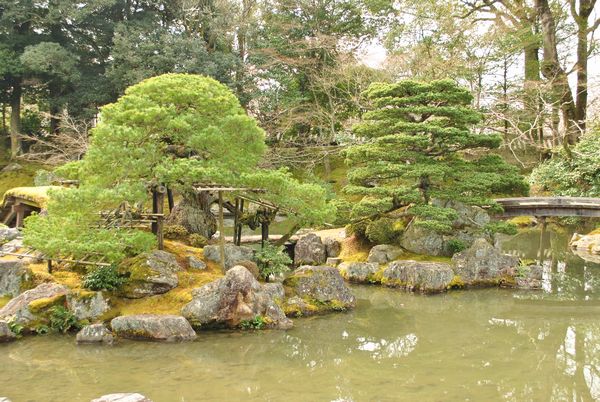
[255,244,292,281]
[83,265,126,291]
[446,239,467,254]
[188,233,208,248]
[48,306,80,333]
[365,217,404,244]
[164,225,189,241]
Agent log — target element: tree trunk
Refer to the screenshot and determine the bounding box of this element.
[572,0,596,134]
[166,191,217,238]
[536,0,578,145]
[9,82,22,158]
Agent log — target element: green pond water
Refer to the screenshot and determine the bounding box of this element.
[2,228,600,402]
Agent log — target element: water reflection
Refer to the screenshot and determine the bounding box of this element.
[1,228,600,401]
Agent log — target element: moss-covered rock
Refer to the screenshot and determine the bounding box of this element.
[283,266,355,316]
[111,314,196,342]
[117,250,181,298]
[0,282,69,329]
[382,260,454,293]
[338,262,380,283]
[67,291,110,321]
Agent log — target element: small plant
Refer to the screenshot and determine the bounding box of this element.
[7,318,24,336]
[35,324,50,335]
[255,244,292,281]
[188,233,208,248]
[516,264,531,279]
[83,265,126,291]
[447,239,467,254]
[365,217,404,244]
[48,306,80,333]
[240,315,266,330]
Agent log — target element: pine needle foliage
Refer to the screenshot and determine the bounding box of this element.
[345,79,528,233]
[24,74,334,263]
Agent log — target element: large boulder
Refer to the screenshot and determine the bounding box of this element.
[570,231,600,254]
[294,233,327,265]
[91,394,152,402]
[451,238,519,286]
[111,314,196,342]
[338,262,380,283]
[382,260,454,293]
[117,250,181,298]
[0,282,69,327]
[182,266,292,330]
[0,260,32,297]
[367,245,404,264]
[400,223,445,256]
[432,199,490,228]
[76,324,114,344]
[203,244,255,270]
[0,321,16,342]
[283,266,355,316]
[67,291,110,321]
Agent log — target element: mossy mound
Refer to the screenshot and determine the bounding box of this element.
[2,186,61,208]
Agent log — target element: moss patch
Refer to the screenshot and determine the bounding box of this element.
[2,186,60,208]
[28,294,66,313]
[508,216,537,228]
[447,275,465,289]
[0,161,46,201]
[0,295,11,308]
[338,236,370,262]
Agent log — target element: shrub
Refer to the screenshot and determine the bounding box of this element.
[484,221,518,236]
[255,244,292,280]
[188,233,208,248]
[365,217,404,244]
[346,220,368,240]
[83,265,126,291]
[48,306,80,333]
[446,239,467,254]
[164,225,189,241]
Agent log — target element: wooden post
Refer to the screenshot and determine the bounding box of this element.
[218,190,226,272]
[47,259,52,274]
[152,185,166,250]
[166,187,174,212]
[233,198,240,246]
[261,220,269,249]
[14,203,24,228]
[237,199,244,245]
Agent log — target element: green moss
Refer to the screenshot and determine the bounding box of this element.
[0,295,11,308]
[0,161,46,201]
[447,275,465,289]
[402,252,453,264]
[69,290,97,301]
[366,267,385,284]
[28,294,66,314]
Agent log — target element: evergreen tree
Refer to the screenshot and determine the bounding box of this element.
[24,74,334,262]
[345,79,528,233]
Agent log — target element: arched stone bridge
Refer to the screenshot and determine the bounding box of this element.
[494,197,600,218]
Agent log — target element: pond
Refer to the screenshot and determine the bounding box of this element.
[1,227,600,401]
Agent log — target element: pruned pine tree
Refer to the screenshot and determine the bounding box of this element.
[345,79,528,233]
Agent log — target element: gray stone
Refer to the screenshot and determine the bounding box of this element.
[0,260,32,297]
[338,262,380,283]
[0,320,16,342]
[367,244,404,264]
[0,397,13,402]
[111,314,196,342]
[203,244,255,270]
[382,260,454,293]
[516,264,544,290]
[67,291,110,321]
[262,282,285,301]
[294,233,327,265]
[117,250,181,298]
[400,223,445,256]
[91,393,152,402]
[284,266,356,309]
[326,257,342,266]
[1,163,21,173]
[0,227,20,243]
[1,238,23,253]
[76,324,114,344]
[432,199,490,229]
[324,237,342,258]
[187,256,206,270]
[0,283,69,326]
[452,238,519,285]
[182,266,292,330]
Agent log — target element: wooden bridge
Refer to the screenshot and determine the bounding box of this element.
[495,197,600,218]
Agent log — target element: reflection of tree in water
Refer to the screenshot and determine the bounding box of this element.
[500,227,600,300]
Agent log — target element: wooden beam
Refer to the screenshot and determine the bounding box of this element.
[154,185,166,250]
